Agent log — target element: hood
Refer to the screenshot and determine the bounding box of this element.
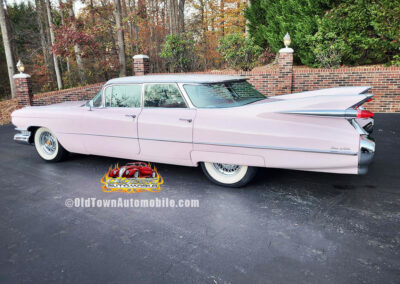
[11,101,86,118]
[30,101,86,108]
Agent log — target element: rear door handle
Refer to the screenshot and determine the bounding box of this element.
[125,114,137,119]
[179,118,192,123]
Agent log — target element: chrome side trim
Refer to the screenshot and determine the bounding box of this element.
[194,141,357,155]
[279,109,358,118]
[14,128,31,145]
[59,132,137,140]
[59,132,357,155]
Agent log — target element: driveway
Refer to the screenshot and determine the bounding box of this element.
[0,114,399,283]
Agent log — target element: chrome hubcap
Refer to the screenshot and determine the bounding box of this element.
[39,131,57,155]
[212,163,241,175]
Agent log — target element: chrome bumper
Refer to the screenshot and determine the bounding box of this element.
[14,128,31,145]
[358,135,375,174]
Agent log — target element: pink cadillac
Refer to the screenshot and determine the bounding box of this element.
[11,74,375,187]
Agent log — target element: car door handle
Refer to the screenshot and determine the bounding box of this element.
[179,118,192,123]
[125,114,137,119]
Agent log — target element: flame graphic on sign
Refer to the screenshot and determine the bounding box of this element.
[101,163,164,193]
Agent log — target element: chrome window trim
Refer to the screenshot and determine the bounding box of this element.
[177,83,195,108]
[102,83,143,109]
[142,82,189,109]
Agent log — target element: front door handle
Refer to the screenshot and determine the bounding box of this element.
[179,118,192,123]
[125,114,137,119]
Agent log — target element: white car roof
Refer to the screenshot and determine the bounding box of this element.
[105,74,246,85]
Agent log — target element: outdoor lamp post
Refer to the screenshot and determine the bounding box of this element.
[16,59,25,74]
[283,33,291,48]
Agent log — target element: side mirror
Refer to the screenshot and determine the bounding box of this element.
[85,100,93,111]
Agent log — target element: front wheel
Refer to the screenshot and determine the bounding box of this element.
[201,162,257,187]
[34,127,68,162]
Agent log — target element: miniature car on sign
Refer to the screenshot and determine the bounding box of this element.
[11,74,375,187]
[109,162,156,178]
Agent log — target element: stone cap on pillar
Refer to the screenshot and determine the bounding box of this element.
[133,54,149,59]
[13,73,31,79]
[279,47,294,54]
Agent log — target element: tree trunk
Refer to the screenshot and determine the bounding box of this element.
[220,0,224,37]
[178,0,185,33]
[168,0,178,34]
[34,0,56,86]
[68,1,86,84]
[113,0,126,77]
[0,0,16,98]
[89,0,95,25]
[45,0,63,89]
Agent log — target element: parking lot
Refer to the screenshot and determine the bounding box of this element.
[0,114,399,283]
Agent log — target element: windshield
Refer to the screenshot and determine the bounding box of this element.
[88,90,102,107]
[183,81,265,108]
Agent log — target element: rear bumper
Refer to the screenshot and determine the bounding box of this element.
[358,135,375,174]
[14,128,31,145]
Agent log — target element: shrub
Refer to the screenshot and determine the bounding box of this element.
[308,0,400,66]
[245,0,400,67]
[217,33,262,71]
[160,33,198,72]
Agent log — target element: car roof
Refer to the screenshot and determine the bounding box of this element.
[105,74,246,85]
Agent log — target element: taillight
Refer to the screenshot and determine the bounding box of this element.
[367,98,373,102]
[357,110,374,118]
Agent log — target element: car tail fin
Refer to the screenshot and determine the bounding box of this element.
[275,87,374,118]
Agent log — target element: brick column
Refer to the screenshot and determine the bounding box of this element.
[133,54,150,76]
[13,73,33,107]
[277,47,294,95]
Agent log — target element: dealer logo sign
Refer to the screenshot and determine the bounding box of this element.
[101,162,163,193]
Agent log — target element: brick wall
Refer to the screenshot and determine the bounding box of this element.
[291,67,400,113]
[32,83,103,106]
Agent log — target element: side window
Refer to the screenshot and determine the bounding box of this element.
[144,84,186,108]
[105,84,142,108]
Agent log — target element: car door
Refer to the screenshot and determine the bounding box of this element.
[82,84,142,159]
[138,83,196,165]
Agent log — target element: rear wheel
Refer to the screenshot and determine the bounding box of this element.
[201,162,257,187]
[34,127,68,162]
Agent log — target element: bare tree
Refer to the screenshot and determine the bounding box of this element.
[113,0,126,77]
[68,0,86,84]
[168,0,184,34]
[0,0,16,98]
[34,0,56,85]
[45,0,63,89]
[220,0,224,37]
[178,0,184,33]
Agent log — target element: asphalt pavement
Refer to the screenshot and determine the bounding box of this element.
[0,114,399,283]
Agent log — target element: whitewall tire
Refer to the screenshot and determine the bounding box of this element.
[201,162,257,187]
[34,127,68,162]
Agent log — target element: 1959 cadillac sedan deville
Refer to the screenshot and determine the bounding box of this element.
[11,74,375,187]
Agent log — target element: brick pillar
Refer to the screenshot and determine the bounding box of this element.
[277,47,294,95]
[133,54,150,76]
[13,73,33,107]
